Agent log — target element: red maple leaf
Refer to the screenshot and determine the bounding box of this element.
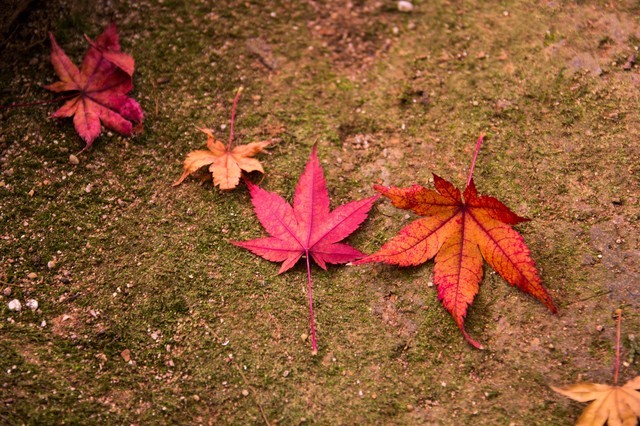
[232,145,379,353]
[45,23,143,150]
[356,135,557,349]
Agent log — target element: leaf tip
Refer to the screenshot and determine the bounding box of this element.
[461,329,485,350]
[351,256,372,266]
[373,184,389,196]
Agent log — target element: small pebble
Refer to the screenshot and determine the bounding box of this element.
[596,325,604,332]
[27,272,37,279]
[47,260,56,269]
[300,333,308,342]
[282,370,290,378]
[69,154,80,165]
[241,389,249,396]
[8,299,21,311]
[397,1,413,12]
[121,349,131,362]
[26,299,38,311]
[40,320,46,327]
[3,287,11,296]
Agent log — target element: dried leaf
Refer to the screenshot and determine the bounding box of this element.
[174,87,269,190]
[552,376,640,425]
[173,128,269,190]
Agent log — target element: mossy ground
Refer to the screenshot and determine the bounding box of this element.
[1,0,639,424]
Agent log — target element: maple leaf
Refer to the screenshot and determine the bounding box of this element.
[355,135,556,349]
[552,378,640,426]
[45,23,143,150]
[552,310,640,426]
[232,145,379,353]
[173,87,269,190]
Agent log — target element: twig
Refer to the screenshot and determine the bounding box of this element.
[0,93,77,110]
[233,362,271,426]
[566,290,612,305]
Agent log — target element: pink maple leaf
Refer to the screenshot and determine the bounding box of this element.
[232,145,379,353]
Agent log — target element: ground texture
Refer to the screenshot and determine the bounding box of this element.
[1,0,639,424]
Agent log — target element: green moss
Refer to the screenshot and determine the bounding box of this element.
[1,0,639,425]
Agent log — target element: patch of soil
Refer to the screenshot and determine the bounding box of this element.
[306,0,399,71]
[544,8,640,76]
[589,216,640,306]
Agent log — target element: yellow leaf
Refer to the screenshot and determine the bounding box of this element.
[173,128,269,190]
[552,376,640,426]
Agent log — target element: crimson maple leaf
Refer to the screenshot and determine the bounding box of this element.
[232,145,379,353]
[356,135,557,349]
[45,23,143,150]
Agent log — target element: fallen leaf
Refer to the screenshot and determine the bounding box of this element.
[45,23,144,150]
[552,378,640,426]
[553,311,639,426]
[356,135,556,348]
[232,145,378,352]
[173,128,269,190]
[173,88,269,190]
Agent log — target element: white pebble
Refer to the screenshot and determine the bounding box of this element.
[47,260,56,269]
[26,299,38,311]
[398,1,414,12]
[69,154,80,165]
[8,299,21,311]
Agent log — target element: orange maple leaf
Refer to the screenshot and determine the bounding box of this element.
[173,88,269,190]
[173,128,269,190]
[356,135,557,348]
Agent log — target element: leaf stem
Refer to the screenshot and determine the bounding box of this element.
[614,308,622,385]
[228,86,244,150]
[466,132,485,188]
[305,251,318,355]
[0,93,77,110]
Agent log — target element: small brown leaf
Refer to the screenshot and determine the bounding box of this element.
[173,88,269,190]
[552,377,640,425]
[173,128,269,190]
[120,348,131,362]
